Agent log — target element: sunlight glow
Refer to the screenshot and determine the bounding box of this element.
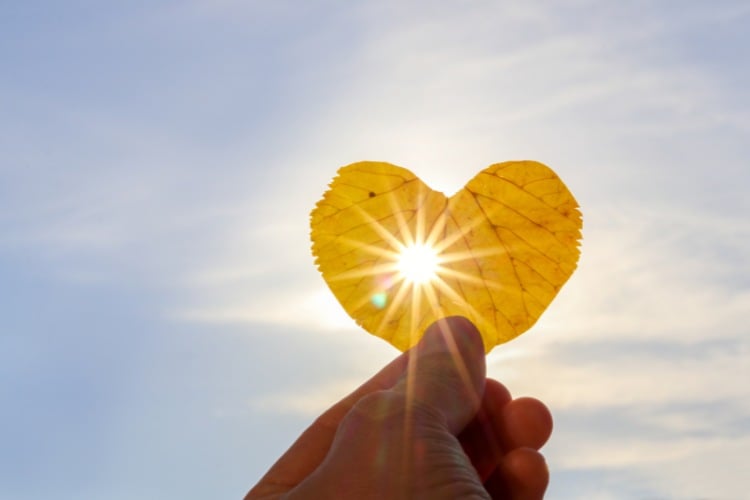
[321,190,497,349]
[397,243,440,284]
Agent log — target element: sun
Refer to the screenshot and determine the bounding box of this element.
[396,243,440,284]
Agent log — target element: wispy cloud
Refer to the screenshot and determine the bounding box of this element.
[2,2,748,498]
[485,201,749,497]
[249,378,364,417]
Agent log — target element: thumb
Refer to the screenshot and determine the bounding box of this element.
[393,316,486,434]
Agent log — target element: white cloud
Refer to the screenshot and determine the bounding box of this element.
[170,285,358,332]
[2,3,748,498]
[250,378,364,417]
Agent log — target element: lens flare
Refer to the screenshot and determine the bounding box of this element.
[370,292,388,309]
[397,244,439,284]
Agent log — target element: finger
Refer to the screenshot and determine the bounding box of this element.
[458,378,512,481]
[459,382,552,486]
[485,447,549,500]
[246,346,411,498]
[392,316,486,434]
[495,397,553,451]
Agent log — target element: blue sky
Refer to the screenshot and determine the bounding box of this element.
[1,1,748,498]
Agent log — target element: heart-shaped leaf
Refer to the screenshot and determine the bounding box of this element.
[310,161,582,352]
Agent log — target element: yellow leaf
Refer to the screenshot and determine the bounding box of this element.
[310,161,582,353]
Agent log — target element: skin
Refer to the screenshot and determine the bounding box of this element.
[246,316,553,499]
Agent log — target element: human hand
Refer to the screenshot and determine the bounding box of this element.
[246,316,552,499]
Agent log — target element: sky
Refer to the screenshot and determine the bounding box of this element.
[1,1,748,498]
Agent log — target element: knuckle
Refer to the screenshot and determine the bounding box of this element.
[349,390,408,422]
